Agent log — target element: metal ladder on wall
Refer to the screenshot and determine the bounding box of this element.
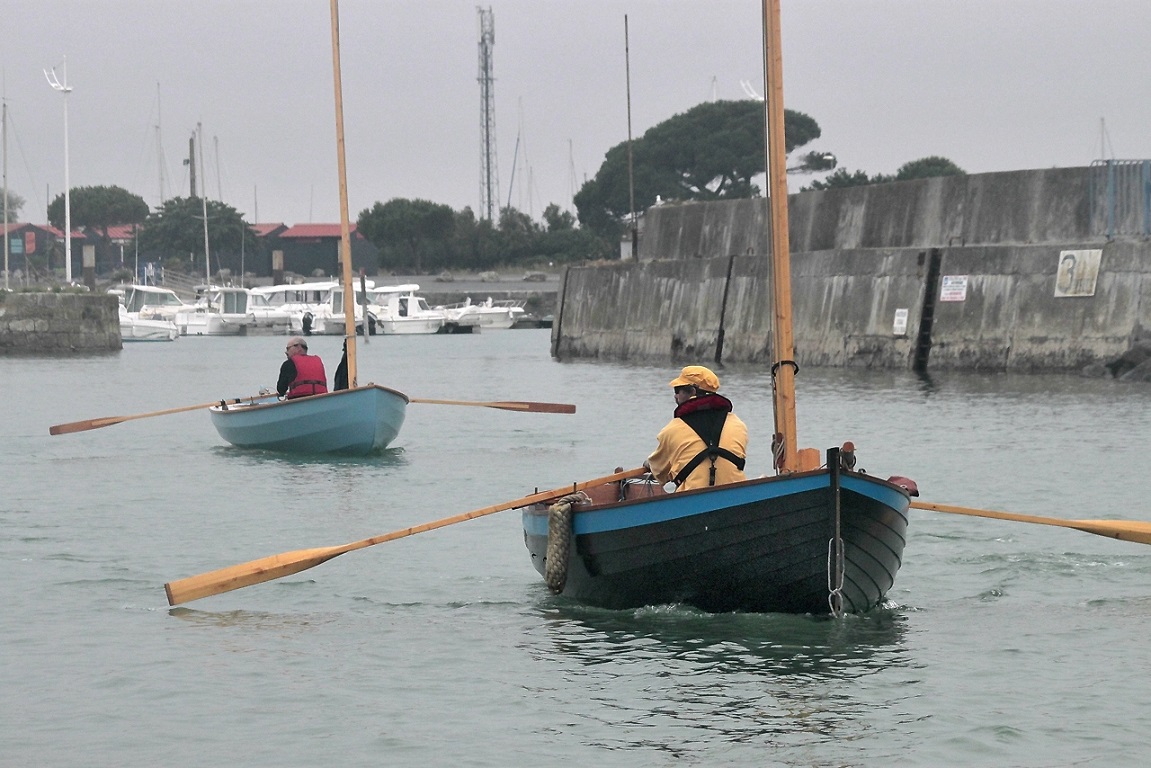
[913,248,943,374]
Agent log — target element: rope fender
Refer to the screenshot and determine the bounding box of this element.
[544,493,585,593]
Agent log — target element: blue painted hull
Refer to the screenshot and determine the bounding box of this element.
[209,385,408,455]
[523,470,910,615]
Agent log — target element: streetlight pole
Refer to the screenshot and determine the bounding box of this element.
[44,58,73,283]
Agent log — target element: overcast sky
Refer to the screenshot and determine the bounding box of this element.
[2,0,1149,226]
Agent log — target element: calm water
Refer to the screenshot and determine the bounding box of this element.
[3,331,1151,767]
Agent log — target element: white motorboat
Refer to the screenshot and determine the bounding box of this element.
[439,296,525,330]
[245,290,295,333]
[114,284,195,322]
[176,286,252,336]
[325,282,376,336]
[249,281,341,335]
[249,281,373,336]
[366,284,447,335]
[119,304,178,342]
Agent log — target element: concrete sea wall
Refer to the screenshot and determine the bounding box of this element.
[0,293,121,354]
[552,166,1151,371]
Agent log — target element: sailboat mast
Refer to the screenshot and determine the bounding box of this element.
[156,82,166,205]
[197,123,211,289]
[762,0,798,472]
[3,99,9,292]
[330,0,357,386]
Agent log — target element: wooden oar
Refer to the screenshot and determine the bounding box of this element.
[165,466,646,605]
[911,500,1151,546]
[408,398,576,414]
[49,397,261,436]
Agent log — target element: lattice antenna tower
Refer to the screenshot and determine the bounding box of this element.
[477,6,498,221]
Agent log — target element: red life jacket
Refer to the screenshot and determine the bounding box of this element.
[287,353,328,399]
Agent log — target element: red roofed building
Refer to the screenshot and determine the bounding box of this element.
[277,223,378,277]
[250,222,288,239]
[4,219,378,280]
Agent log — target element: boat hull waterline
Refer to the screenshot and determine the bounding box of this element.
[209,385,408,454]
[523,469,910,615]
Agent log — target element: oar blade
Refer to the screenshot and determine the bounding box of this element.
[49,419,110,435]
[1072,520,1151,545]
[165,546,348,606]
[495,400,575,414]
[409,398,576,414]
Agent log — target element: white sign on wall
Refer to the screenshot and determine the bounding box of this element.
[940,275,969,302]
[893,308,909,337]
[1055,249,1102,297]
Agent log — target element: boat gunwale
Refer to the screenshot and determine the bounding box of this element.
[207,383,410,416]
[523,469,912,516]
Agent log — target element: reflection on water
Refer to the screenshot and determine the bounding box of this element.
[536,601,908,678]
[208,444,409,469]
[167,606,341,632]
[913,369,937,394]
[521,600,915,757]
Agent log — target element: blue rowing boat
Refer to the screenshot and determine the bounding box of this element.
[208,384,408,455]
[522,455,912,615]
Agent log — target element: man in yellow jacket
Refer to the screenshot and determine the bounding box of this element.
[644,365,748,491]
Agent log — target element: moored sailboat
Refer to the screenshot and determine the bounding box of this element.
[520,0,913,615]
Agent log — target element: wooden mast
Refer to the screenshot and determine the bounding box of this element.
[330,0,357,386]
[763,0,798,472]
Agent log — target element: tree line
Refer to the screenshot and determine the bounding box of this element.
[29,99,963,276]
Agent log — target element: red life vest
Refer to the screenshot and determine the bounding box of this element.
[287,353,328,399]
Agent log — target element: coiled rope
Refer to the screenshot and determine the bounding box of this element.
[544,492,587,593]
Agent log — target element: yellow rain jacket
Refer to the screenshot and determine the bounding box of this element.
[646,394,748,491]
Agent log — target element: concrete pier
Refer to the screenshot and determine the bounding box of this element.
[0,293,121,354]
[552,166,1151,372]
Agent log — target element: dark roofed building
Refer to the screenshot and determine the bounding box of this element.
[3,222,75,280]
